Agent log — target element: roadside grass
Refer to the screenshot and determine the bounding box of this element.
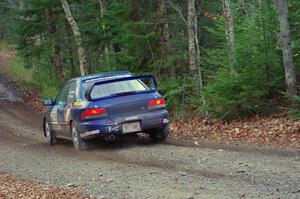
[9,57,59,99]
[9,57,35,90]
[0,40,59,99]
[0,40,15,57]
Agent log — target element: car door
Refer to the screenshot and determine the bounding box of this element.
[61,82,77,136]
[53,82,72,136]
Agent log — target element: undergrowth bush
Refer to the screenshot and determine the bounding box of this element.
[202,66,270,120]
[158,76,199,120]
[286,94,300,119]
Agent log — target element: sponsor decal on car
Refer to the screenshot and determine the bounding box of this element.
[50,106,58,123]
[107,126,120,132]
[81,130,100,138]
[64,103,72,123]
[73,101,89,108]
[125,116,139,121]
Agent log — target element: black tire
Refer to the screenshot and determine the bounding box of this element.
[44,120,57,145]
[149,125,170,142]
[71,124,88,150]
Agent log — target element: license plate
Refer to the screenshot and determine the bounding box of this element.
[122,122,141,134]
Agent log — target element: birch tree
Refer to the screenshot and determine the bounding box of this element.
[61,0,88,76]
[187,0,203,89]
[277,0,297,95]
[223,0,236,69]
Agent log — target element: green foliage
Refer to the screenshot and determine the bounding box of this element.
[200,1,287,120]
[10,56,59,99]
[287,94,300,119]
[203,66,269,120]
[0,0,299,120]
[158,77,199,120]
[10,56,34,84]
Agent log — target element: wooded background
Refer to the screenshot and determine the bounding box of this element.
[0,0,299,120]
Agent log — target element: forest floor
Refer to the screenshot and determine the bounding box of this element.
[0,172,95,199]
[171,115,300,148]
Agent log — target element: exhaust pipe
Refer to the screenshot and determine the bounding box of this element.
[105,134,116,142]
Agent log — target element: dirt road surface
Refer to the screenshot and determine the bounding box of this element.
[0,53,299,199]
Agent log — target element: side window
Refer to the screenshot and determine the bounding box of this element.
[56,83,71,106]
[67,82,77,103]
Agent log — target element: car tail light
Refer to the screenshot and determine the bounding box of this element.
[148,98,166,109]
[81,108,107,119]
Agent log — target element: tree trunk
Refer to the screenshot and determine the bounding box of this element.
[158,0,174,78]
[46,8,64,83]
[277,0,297,96]
[259,0,270,79]
[99,0,110,64]
[64,21,76,77]
[187,0,203,89]
[223,0,236,69]
[194,1,202,89]
[61,0,88,76]
[187,0,197,74]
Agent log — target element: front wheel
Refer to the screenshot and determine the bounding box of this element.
[149,125,170,142]
[71,125,88,150]
[44,120,57,145]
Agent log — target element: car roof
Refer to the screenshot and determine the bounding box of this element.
[67,71,133,84]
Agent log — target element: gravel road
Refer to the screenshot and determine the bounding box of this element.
[0,55,300,199]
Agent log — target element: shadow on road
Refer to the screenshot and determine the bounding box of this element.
[55,133,158,151]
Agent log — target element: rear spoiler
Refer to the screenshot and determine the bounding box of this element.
[84,75,158,101]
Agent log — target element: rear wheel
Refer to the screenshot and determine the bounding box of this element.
[44,120,57,145]
[149,125,170,142]
[71,125,88,150]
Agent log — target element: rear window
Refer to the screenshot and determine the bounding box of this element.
[81,77,156,100]
[91,80,147,99]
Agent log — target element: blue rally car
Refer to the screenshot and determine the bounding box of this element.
[42,72,170,150]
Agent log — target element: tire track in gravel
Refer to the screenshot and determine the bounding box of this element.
[0,103,299,197]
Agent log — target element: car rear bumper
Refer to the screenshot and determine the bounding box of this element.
[76,110,169,139]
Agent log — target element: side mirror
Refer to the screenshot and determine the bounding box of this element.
[43,99,55,106]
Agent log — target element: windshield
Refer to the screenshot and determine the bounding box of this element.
[82,77,156,100]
